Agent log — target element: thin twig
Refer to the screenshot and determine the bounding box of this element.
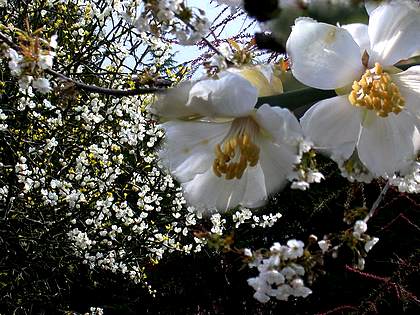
[364,181,390,223]
[0,31,163,97]
[174,13,234,66]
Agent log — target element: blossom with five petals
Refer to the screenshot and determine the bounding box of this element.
[154,71,304,212]
[286,1,420,180]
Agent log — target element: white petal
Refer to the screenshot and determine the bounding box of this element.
[358,110,420,176]
[365,0,380,15]
[179,128,299,211]
[286,17,364,89]
[257,139,297,196]
[255,104,303,145]
[187,71,257,117]
[150,81,195,118]
[159,120,231,182]
[342,23,370,55]
[183,157,285,211]
[300,95,362,161]
[182,168,248,212]
[368,1,420,66]
[392,66,420,120]
[241,164,270,208]
[229,65,284,97]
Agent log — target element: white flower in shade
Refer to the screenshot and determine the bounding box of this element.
[318,240,330,253]
[7,48,23,76]
[244,248,253,257]
[390,161,420,193]
[364,236,379,252]
[353,220,368,238]
[49,34,58,49]
[32,77,52,94]
[38,54,54,69]
[286,239,305,259]
[158,71,304,212]
[286,1,420,180]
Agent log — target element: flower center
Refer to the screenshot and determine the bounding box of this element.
[212,117,260,180]
[348,63,405,117]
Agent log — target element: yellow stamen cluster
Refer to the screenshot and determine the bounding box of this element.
[213,132,260,180]
[348,63,405,117]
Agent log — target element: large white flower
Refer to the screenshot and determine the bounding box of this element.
[156,71,304,212]
[286,1,420,179]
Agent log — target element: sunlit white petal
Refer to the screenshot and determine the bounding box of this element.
[392,66,420,120]
[342,23,370,55]
[187,72,257,117]
[257,139,296,197]
[358,110,420,176]
[300,95,361,161]
[255,104,303,145]
[286,17,363,90]
[160,120,231,182]
[368,1,420,66]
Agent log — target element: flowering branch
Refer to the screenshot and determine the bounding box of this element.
[0,31,163,97]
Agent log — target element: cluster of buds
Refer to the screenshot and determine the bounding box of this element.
[289,140,324,190]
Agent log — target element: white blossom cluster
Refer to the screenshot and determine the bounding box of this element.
[0,108,8,131]
[84,307,104,315]
[351,220,379,270]
[4,34,57,94]
[246,240,312,303]
[120,0,210,45]
[1,0,207,281]
[390,162,420,194]
[4,89,208,287]
[289,140,324,190]
[232,207,283,229]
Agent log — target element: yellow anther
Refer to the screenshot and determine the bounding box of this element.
[213,160,222,177]
[348,63,405,117]
[212,117,261,180]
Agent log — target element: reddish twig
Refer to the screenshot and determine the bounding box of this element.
[379,213,420,233]
[315,304,358,315]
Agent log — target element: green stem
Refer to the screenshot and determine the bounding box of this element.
[257,88,336,113]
